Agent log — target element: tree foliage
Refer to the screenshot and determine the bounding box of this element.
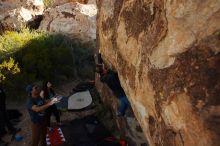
[43,0,54,7]
[0,57,20,82]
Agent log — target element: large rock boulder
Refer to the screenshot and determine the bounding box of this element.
[0,0,44,16]
[39,1,97,42]
[97,0,220,146]
[0,0,44,32]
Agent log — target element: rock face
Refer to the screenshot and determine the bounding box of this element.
[39,1,97,42]
[95,76,148,146]
[51,0,90,6]
[0,22,4,35]
[0,0,44,32]
[97,0,220,146]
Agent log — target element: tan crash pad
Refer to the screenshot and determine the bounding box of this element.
[68,90,92,110]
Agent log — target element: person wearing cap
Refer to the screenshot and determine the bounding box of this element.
[27,85,56,146]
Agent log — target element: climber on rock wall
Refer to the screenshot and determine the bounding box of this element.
[96,54,130,116]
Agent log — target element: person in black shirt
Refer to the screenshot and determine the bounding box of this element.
[96,65,130,116]
[0,86,20,134]
[0,86,21,146]
[0,86,7,146]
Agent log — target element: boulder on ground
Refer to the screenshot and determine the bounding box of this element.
[0,0,44,33]
[39,1,97,42]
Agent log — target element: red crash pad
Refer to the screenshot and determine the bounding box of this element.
[46,127,65,146]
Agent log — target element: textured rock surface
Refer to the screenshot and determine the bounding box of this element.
[39,1,97,42]
[97,0,220,146]
[0,22,4,35]
[51,0,86,6]
[0,0,44,32]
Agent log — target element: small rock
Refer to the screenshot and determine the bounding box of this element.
[183,87,187,93]
[195,100,205,110]
[195,66,199,69]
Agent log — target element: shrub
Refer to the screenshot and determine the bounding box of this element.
[43,0,54,7]
[0,28,95,99]
[0,28,43,56]
[0,57,20,82]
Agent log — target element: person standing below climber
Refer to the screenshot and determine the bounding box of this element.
[40,81,61,126]
[0,85,21,142]
[27,85,56,146]
[96,65,130,116]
